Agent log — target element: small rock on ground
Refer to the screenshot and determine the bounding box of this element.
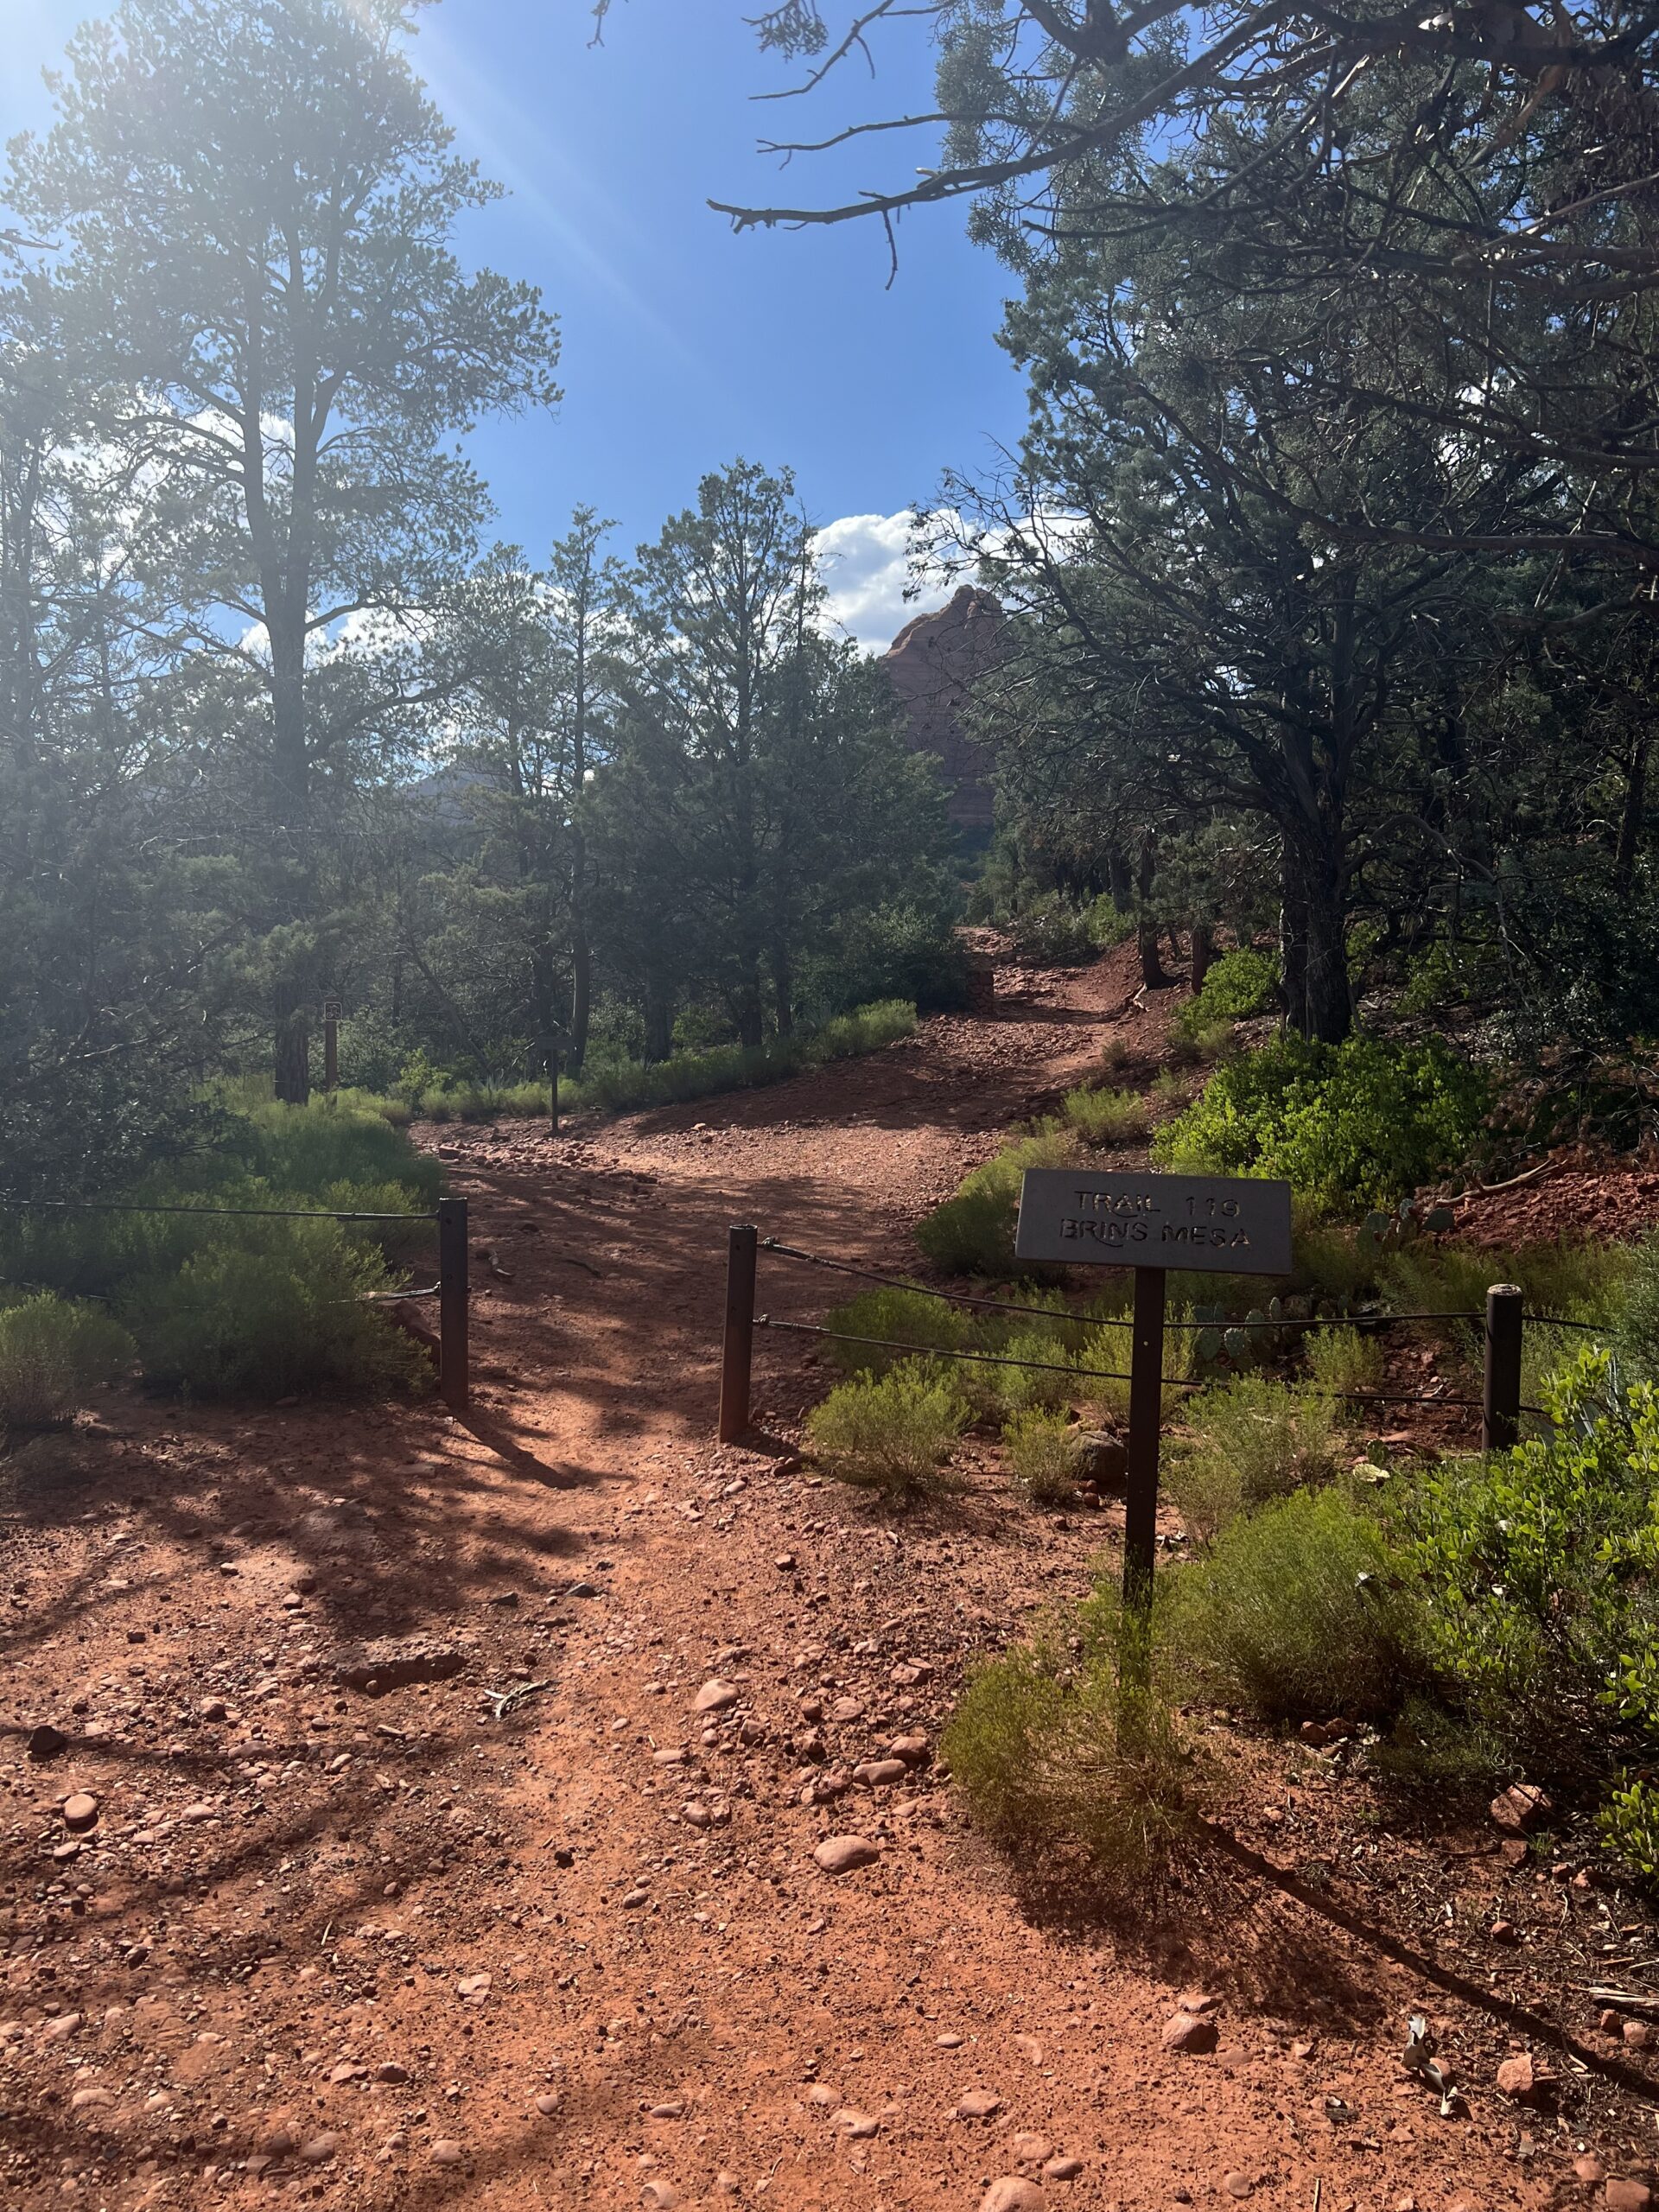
[812,1834,879,1874]
[981,2181,1046,2212]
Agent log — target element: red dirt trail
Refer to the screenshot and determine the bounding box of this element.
[0,947,1630,2212]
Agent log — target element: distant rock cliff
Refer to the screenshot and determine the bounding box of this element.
[880,584,1003,833]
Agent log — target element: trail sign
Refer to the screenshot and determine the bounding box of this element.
[1014,1169,1292,1275]
[1015,1166,1294,1624]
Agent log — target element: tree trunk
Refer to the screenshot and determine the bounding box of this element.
[1105,842,1134,912]
[273,972,311,1105]
[1190,919,1214,996]
[569,924,592,1074]
[1279,849,1309,1036]
[1135,831,1173,988]
[771,944,793,1039]
[734,973,765,1050]
[1281,824,1352,1044]
[644,982,672,1065]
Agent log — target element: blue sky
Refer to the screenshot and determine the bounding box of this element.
[2,0,1027,648]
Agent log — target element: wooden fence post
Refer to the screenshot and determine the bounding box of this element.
[719,1224,758,1444]
[1483,1282,1523,1453]
[438,1197,470,1413]
[1122,1265,1168,1615]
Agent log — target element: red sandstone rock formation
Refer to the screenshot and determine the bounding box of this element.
[881,584,1004,832]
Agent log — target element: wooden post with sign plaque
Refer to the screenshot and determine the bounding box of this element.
[322,998,341,1093]
[1015,1169,1293,1616]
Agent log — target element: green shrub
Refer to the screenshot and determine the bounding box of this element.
[914,1123,1079,1276]
[989,1326,1077,1414]
[1167,1376,1344,1545]
[1602,1777,1659,1881]
[1303,1325,1385,1396]
[1007,893,1098,967]
[1398,1348,1659,1767]
[122,1217,433,1400]
[1063,1085,1151,1146]
[0,1294,136,1429]
[1168,1484,1430,1723]
[943,1599,1196,1882]
[823,1287,972,1376]
[1617,1235,1659,1382]
[1003,1407,1079,1504]
[804,1360,969,1497]
[1154,1033,1489,1209]
[1179,948,1277,1036]
[228,1098,443,1206]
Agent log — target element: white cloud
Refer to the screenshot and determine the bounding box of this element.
[815,510,957,657]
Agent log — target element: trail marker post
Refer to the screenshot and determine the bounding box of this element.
[437,1197,470,1413]
[1482,1282,1523,1453]
[720,1224,759,1443]
[1015,1169,1293,1613]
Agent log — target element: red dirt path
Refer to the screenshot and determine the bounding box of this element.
[0,947,1631,2212]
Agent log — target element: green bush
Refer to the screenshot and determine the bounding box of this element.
[1398,1349,1659,1768]
[122,1217,433,1401]
[1166,1376,1344,1544]
[1304,1325,1385,1396]
[1003,1407,1079,1504]
[1167,1484,1430,1723]
[1006,893,1099,966]
[1602,1777,1659,1881]
[914,1123,1079,1277]
[1063,1085,1151,1146]
[0,1294,136,1429]
[1154,1033,1490,1209]
[1179,948,1277,1037]
[943,1599,1196,1882]
[823,1287,972,1375]
[804,1359,969,1497]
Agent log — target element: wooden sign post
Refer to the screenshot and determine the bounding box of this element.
[321,998,342,1093]
[1015,1169,1293,1612]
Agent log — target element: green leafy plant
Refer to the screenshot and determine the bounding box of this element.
[1304,1325,1385,1396]
[0,1294,136,1430]
[943,1598,1197,1885]
[914,1123,1079,1276]
[1167,1484,1431,1723]
[122,1217,432,1400]
[1002,1407,1080,1504]
[1063,1084,1152,1146]
[1399,1349,1659,1767]
[1166,1376,1344,1544]
[823,1286,972,1376]
[804,1359,969,1497]
[1154,1033,1489,1209]
[1192,947,1278,1022]
[1601,1777,1659,1881]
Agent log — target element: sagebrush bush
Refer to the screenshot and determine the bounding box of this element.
[1166,1376,1344,1544]
[823,1287,971,1375]
[804,1360,968,1497]
[1003,1407,1078,1504]
[913,1123,1079,1276]
[1063,1084,1151,1146]
[1304,1325,1385,1396]
[1167,1484,1430,1723]
[943,1603,1196,1883]
[123,1217,432,1400]
[0,1295,136,1429]
[1155,1033,1489,1209]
